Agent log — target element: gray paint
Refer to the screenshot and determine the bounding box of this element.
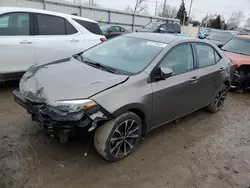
[17,33,231,134]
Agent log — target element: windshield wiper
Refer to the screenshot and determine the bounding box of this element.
[83,60,116,73]
[74,54,116,73]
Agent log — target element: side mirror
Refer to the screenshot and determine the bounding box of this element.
[107,30,112,33]
[150,67,174,82]
[217,44,223,48]
[159,28,165,33]
[160,67,174,79]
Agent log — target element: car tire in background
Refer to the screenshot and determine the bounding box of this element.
[206,84,228,113]
[94,112,142,162]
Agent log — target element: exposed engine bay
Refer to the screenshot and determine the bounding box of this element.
[233,65,250,91]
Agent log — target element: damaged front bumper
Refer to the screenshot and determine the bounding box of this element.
[13,89,111,142]
[231,70,250,90]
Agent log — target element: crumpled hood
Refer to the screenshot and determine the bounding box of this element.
[19,57,128,102]
[224,51,250,67]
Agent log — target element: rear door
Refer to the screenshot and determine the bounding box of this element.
[34,13,80,65]
[72,18,104,45]
[151,43,202,127]
[192,43,225,106]
[0,12,35,73]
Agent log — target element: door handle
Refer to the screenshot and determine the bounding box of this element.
[219,67,225,72]
[189,76,199,83]
[19,40,32,44]
[70,39,79,42]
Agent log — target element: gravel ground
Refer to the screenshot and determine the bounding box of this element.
[0,81,250,188]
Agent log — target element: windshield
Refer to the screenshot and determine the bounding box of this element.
[222,37,250,56]
[144,22,161,30]
[82,36,167,74]
[206,32,233,42]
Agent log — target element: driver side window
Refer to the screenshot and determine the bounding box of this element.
[160,44,194,75]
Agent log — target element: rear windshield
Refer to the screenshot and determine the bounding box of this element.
[73,19,103,35]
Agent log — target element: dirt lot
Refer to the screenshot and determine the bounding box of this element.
[0,81,250,188]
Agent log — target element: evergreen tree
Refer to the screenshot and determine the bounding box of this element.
[210,15,222,29]
[176,0,188,25]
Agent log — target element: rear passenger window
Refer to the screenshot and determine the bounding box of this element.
[195,44,217,68]
[65,20,77,34]
[0,13,30,35]
[37,14,65,35]
[73,19,103,35]
[36,14,77,35]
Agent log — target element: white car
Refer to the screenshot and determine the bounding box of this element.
[0,7,106,81]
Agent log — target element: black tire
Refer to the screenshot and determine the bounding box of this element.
[94,112,142,162]
[206,84,228,113]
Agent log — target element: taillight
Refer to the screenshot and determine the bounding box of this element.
[100,37,107,42]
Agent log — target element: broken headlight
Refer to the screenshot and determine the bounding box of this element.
[47,99,97,113]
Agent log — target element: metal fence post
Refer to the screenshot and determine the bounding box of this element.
[108,11,111,24]
[43,0,46,10]
[79,6,82,16]
[132,13,135,31]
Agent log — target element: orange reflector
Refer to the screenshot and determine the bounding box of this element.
[80,101,97,111]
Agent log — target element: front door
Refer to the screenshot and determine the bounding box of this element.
[151,43,201,128]
[0,12,35,74]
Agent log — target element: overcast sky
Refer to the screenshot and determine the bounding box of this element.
[89,0,250,22]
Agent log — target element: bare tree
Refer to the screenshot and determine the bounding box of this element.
[88,0,99,6]
[125,1,148,14]
[73,0,99,6]
[158,4,177,18]
[132,0,148,13]
[245,17,250,29]
[224,11,245,29]
[201,13,217,27]
[125,5,134,12]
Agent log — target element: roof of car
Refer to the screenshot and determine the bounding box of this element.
[236,35,250,39]
[125,32,190,44]
[0,7,97,23]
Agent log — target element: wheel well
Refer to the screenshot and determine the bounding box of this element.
[223,80,230,88]
[129,109,147,137]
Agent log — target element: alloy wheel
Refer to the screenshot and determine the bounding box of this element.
[109,119,139,157]
[214,86,228,111]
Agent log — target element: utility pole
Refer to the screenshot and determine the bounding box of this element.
[188,0,193,22]
[163,0,167,15]
[155,1,158,16]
